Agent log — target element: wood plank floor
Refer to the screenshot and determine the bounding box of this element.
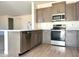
[20,44,79,57]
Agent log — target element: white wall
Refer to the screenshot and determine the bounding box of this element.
[14,17,22,30]
[0,16,9,30]
[21,15,32,30]
[14,15,32,30]
[37,21,79,30]
[8,31,20,57]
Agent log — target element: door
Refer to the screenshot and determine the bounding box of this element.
[8,18,14,29]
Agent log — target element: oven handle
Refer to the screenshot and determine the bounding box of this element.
[51,30,65,31]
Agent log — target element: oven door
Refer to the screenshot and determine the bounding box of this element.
[51,30,65,41]
[51,30,65,46]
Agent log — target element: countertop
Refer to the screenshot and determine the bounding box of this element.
[0,29,43,32]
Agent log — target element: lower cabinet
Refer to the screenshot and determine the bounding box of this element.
[20,30,42,54]
[31,30,42,49]
[37,30,42,44]
[77,31,79,47]
[31,31,38,48]
[66,30,77,47]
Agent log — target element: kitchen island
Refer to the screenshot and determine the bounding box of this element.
[8,30,43,57]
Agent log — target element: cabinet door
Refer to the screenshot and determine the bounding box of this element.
[36,9,44,23]
[58,2,66,13]
[43,7,52,22]
[77,31,79,47]
[37,30,42,45]
[52,3,58,14]
[31,31,38,48]
[31,31,42,48]
[66,31,77,47]
[76,2,79,20]
[52,2,66,14]
[66,3,76,21]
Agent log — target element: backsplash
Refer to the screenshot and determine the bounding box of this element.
[37,21,79,30]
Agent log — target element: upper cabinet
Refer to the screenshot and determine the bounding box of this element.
[36,7,52,23]
[66,2,79,21]
[36,2,66,23]
[76,2,79,20]
[66,3,76,21]
[52,2,66,14]
[36,9,44,23]
[42,7,53,22]
[36,1,79,22]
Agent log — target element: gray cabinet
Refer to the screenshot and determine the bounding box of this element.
[37,30,42,44]
[77,31,79,47]
[52,2,66,14]
[66,3,76,21]
[20,30,42,54]
[31,31,38,48]
[76,2,79,20]
[66,30,77,47]
[36,2,66,23]
[42,7,52,22]
[36,7,52,23]
[31,30,42,48]
[36,9,44,23]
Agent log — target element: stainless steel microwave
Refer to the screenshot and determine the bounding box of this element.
[52,13,65,21]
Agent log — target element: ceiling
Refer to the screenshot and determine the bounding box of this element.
[34,1,78,5]
[0,1,31,16]
[34,1,56,5]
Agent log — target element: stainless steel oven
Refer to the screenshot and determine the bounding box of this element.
[51,24,66,46]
